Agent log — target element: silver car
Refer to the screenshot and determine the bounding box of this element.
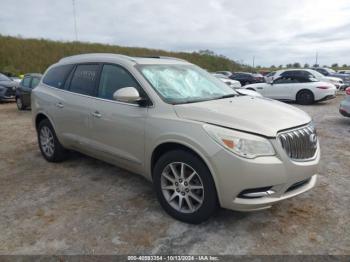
[32,54,319,223]
[340,87,350,117]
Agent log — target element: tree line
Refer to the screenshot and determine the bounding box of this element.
[0,35,246,76]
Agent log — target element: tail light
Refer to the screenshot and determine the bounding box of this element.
[317,86,330,89]
[346,87,350,95]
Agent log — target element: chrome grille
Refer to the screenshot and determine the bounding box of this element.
[278,124,318,161]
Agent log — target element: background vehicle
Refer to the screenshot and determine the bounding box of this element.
[10,76,22,83]
[339,87,350,117]
[33,54,319,223]
[15,73,42,110]
[213,74,262,97]
[269,69,344,90]
[214,71,232,78]
[245,74,336,105]
[212,73,241,88]
[338,70,350,74]
[311,67,350,89]
[230,72,265,86]
[0,73,18,101]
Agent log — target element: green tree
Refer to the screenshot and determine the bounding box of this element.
[304,63,310,68]
[293,62,301,68]
[331,63,339,68]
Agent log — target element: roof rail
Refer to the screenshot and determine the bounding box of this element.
[134,56,187,62]
[58,53,135,63]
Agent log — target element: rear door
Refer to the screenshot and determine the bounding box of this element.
[90,64,148,173]
[57,63,101,151]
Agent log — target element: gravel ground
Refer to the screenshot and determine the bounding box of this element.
[0,95,349,255]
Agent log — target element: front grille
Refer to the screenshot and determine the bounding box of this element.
[278,124,318,161]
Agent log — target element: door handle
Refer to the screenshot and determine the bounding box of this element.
[56,102,64,108]
[91,111,102,118]
[257,87,263,89]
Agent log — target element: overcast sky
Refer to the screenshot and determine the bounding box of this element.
[1,0,350,66]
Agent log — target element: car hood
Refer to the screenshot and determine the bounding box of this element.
[0,80,19,88]
[174,96,311,137]
[324,76,342,82]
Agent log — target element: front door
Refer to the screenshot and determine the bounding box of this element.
[90,64,147,173]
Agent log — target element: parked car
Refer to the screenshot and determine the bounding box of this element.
[0,73,18,101]
[32,54,319,223]
[16,73,42,110]
[245,74,336,105]
[230,72,265,86]
[311,67,350,89]
[212,74,262,97]
[212,73,241,88]
[338,70,350,74]
[10,76,22,83]
[269,69,344,90]
[214,71,232,78]
[339,87,350,117]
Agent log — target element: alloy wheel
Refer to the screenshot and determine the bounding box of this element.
[40,126,55,157]
[161,162,204,213]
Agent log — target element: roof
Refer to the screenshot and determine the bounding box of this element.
[58,53,189,65]
[24,73,42,77]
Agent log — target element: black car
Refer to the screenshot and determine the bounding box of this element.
[229,72,265,86]
[16,73,42,110]
[0,73,19,101]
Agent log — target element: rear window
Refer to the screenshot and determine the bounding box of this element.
[43,64,74,89]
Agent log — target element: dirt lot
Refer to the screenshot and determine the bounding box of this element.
[0,95,349,255]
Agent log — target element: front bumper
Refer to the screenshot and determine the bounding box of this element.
[0,88,15,101]
[210,139,319,211]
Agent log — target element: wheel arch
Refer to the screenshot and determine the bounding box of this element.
[150,140,222,204]
[295,88,315,101]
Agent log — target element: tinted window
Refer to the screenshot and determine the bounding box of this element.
[31,77,40,88]
[98,64,139,100]
[22,77,31,88]
[43,64,74,89]
[274,76,299,84]
[69,64,99,96]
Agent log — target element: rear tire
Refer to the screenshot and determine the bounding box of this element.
[16,97,25,110]
[153,150,218,224]
[297,90,314,105]
[37,119,68,162]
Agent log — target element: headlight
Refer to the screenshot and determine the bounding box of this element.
[203,124,275,159]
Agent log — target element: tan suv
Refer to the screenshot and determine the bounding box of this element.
[32,54,319,223]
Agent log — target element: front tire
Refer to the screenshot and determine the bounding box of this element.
[16,97,25,110]
[297,90,314,105]
[153,150,218,224]
[37,119,68,162]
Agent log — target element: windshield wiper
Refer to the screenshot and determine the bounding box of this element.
[216,93,238,99]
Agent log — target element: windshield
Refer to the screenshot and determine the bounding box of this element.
[0,73,11,81]
[308,69,324,79]
[139,64,237,104]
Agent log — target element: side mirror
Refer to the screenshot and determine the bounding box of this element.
[113,87,142,103]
